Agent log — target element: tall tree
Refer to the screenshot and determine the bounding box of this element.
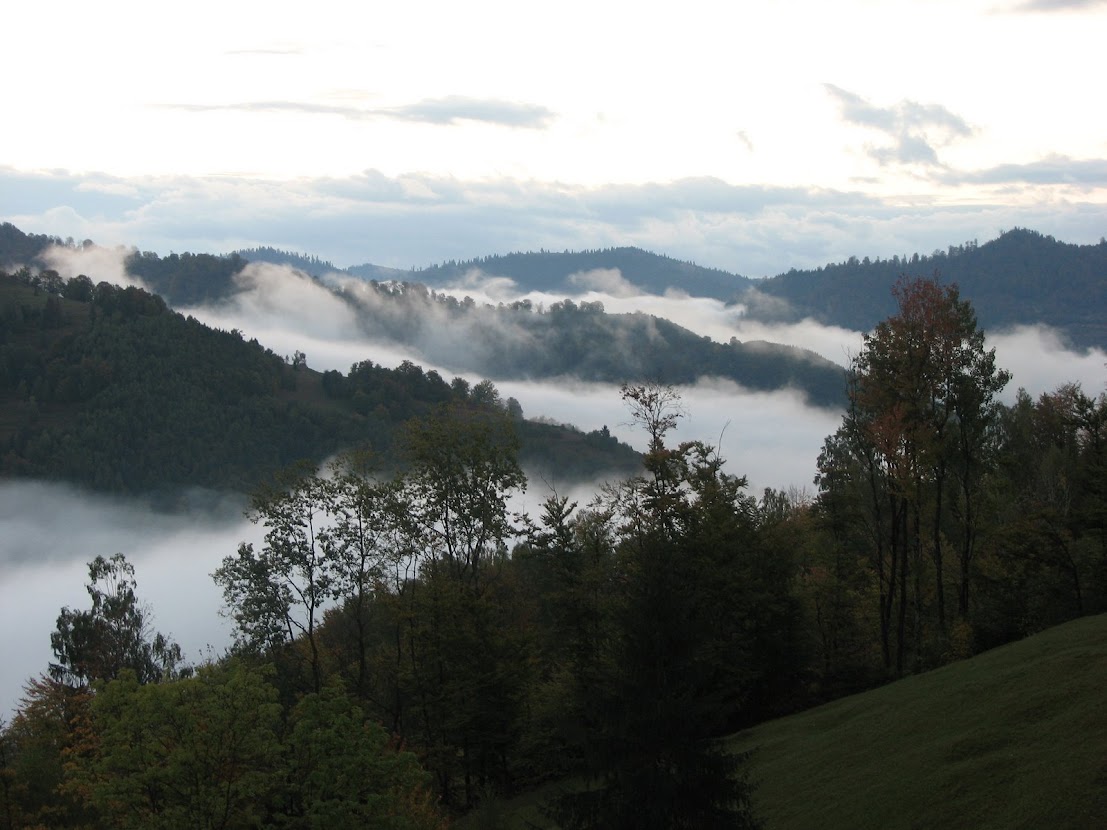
[213,465,340,694]
[549,383,760,830]
[394,402,529,808]
[818,277,1009,672]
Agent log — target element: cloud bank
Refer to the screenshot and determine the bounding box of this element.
[5,167,1106,280]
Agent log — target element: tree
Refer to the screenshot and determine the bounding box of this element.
[818,277,1009,672]
[50,554,186,687]
[78,663,282,830]
[285,685,447,829]
[394,402,529,808]
[548,383,760,829]
[213,465,340,693]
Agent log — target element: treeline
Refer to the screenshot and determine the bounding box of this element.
[3,280,1105,827]
[233,246,339,275]
[0,271,639,495]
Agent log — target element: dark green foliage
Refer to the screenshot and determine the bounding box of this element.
[328,283,846,407]
[547,385,764,829]
[752,229,1107,349]
[0,222,63,269]
[125,249,249,306]
[50,554,187,687]
[0,273,639,494]
[234,246,341,276]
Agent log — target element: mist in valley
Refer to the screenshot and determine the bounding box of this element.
[4,247,1105,718]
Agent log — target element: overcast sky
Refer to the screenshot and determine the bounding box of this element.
[3,0,1105,276]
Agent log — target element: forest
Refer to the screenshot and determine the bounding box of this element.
[1,274,1104,828]
[0,269,640,494]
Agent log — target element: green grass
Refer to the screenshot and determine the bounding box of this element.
[728,613,1107,830]
[469,615,1107,829]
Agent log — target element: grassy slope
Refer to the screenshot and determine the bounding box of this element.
[470,615,1107,829]
[728,613,1107,830]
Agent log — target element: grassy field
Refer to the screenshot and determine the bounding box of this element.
[466,614,1107,829]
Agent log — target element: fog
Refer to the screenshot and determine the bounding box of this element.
[0,482,259,719]
[4,255,1105,719]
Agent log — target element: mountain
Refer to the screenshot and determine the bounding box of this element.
[5,223,1105,401]
[349,231,1107,350]
[396,247,754,298]
[0,272,640,495]
[750,229,1107,349]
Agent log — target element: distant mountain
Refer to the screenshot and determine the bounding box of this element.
[748,229,1107,349]
[396,247,755,298]
[4,220,1104,367]
[351,232,1107,349]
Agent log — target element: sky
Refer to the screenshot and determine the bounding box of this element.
[3,0,1106,276]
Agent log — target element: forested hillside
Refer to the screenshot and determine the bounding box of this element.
[325,278,847,407]
[0,270,639,495]
[752,229,1107,348]
[6,222,1107,351]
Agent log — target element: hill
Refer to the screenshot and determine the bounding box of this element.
[6,223,1107,349]
[0,272,640,495]
[323,279,848,407]
[398,246,754,298]
[460,614,1107,829]
[727,613,1107,830]
[750,229,1107,349]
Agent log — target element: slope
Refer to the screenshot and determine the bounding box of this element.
[727,613,1107,830]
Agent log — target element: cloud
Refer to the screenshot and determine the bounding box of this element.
[567,268,641,298]
[0,481,253,718]
[166,96,555,129]
[5,166,1107,282]
[39,242,146,289]
[988,324,1107,399]
[824,84,973,167]
[384,96,556,128]
[1006,0,1107,10]
[937,155,1107,187]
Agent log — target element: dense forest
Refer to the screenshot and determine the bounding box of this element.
[2,276,1105,827]
[340,229,1107,350]
[0,270,640,495]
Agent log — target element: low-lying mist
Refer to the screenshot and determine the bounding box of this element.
[6,250,1105,719]
[0,482,259,719]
